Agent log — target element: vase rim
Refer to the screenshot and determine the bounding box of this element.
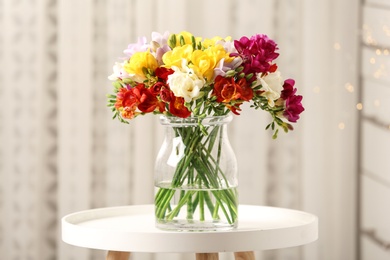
[159,114,233,126]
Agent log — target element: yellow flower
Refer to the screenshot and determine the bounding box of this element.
[162,44,194,68]
[190,45,230,81]
[124,51,158,80]
[202,36,232,48]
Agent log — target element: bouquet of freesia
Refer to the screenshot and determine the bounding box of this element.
[107,31,304,230]
[107,31,304,136]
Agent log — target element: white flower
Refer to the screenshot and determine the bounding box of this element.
[167,60,206,102]
[257,71,284,107]
[108,61,130,81]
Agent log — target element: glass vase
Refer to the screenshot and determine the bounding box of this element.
[154,114,238,231]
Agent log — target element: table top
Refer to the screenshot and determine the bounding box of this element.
[61,204,318,253]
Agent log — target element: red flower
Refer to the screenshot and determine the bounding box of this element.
[238,78,254,101]
[160,86,173,103]
[169,95,191,118]
[115,87,139,119]
[213,76,252,103]
[115,83,165,119]
[212,76,253,115]
[138,88,161,113]
[155,67,174,81]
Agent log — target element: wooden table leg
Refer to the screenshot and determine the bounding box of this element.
[106,251,130,260]
[196,253,219,260]
[234,251,255,260]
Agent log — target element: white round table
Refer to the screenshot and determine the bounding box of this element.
[62,204,318,260]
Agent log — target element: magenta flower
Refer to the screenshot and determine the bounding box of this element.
[281,79,296,99]
[280,79,304,123]
[232,34,279,77]
[284,95,304,123]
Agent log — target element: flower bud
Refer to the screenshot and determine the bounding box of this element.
[235,66,244,73]
[245,73,254,81]
[226,70,236,77]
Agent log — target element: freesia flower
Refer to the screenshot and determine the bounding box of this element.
[212,76,253,114]
[192,44,231,81]
[124,51,158,82]
[115,84,165,119]
[257,71,283,107]
[167,62,205,102]
[284,95,304,123]
[123,36,149,57]
[151,31,171,65]
[232,34,279,78]
[281,79,296,99]
[108,61,131,80]
[162,44,193,68]
[169,95,191,118]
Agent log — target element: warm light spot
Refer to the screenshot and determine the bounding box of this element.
[376,49,382,55]
[384,49,389,55]
[338,122,345,130]
[370,58,376,64]
[383,25,390,36]
[373,64,386,78]
[356,103,363,110]
[334,42,341,50]
[313,86,321,93]
[345,82,354,93]
[374,99,381,107]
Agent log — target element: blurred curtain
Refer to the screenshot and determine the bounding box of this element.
[0,0,359,260]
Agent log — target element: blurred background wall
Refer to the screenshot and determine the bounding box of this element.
[1,0,388,259]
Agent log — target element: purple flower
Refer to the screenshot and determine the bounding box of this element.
[123,36,149,57]
[152,31,171,65]
[213,57,243,78]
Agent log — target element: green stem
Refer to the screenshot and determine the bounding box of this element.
[166,190,195,220]
[199,191,204,221]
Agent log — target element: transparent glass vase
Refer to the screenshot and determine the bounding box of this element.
[154,114,238,231]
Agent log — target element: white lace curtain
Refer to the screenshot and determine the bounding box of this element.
[0,0,359,260]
